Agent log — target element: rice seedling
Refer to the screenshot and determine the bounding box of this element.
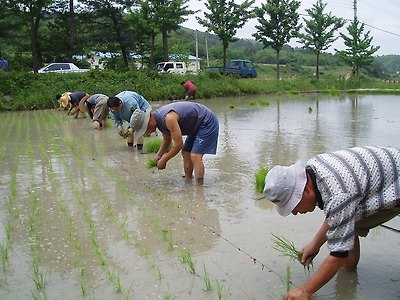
[203,264,212,292]
[80,280,86,296]
[161,228,174,251]
[0,243,9,271]
[179,248,196,274]
[216,280,223,300]
[286,265,291,292]
[308,106,313,113]
[33,267,47,291]
[272,234,313,272]
[258,99,270,106]
[229,105,235,109]
[144,139,162,153]
[249,100,256,105]
[255,167,269,193]
[146,158,158,169]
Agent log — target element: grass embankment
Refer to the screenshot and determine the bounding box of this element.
[1,68,400,111]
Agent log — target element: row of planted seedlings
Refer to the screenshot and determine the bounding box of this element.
[47,111,178,298]
[1,112,47,299]
[51,112,232,299]
[26,112,51,300]
[0,113,19,275]
[45,111,134,299]
[32,111,95,299]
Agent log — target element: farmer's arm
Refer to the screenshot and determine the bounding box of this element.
[301,220,329,265]
[157,111,183,169]
[284,255,346,300]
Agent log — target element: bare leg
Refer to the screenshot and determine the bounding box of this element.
[182,151,193,179]
[190,153,205,185]
[343,236,360,271]
[101,120,106,128]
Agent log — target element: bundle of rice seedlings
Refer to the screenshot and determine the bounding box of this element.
[255,167,269,193]
[271,233,313,271]
[146,159,157,169]
[144,140,162,153]
[271,233,302,262]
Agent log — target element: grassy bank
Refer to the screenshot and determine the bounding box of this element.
[1,69,400,111]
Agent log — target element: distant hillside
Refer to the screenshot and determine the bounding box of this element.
[170,27,400,79]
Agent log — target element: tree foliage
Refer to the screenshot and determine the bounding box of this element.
[336,19,380,78]
[297,0,344,79]
[253,0,301,79]
[196,0,255,72]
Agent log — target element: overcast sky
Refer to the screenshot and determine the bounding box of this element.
[181,0,400,56]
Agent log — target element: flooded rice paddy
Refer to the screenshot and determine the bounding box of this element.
[0,94,399,300]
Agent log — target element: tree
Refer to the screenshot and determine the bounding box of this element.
[297,0,344,79]
[197,0,255,73]
[335,19,380,78]
[151,0,193,61]
[81,0,134,68]
[125,0,161,67]
[7,0,54,72]
[253,0,301,79]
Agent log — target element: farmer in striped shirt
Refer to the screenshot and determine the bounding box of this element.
[263,146,400,300]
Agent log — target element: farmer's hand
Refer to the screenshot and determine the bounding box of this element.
[301,243,319,268]
[156,157,167,170]
[284,287,311,300]
[118,128,129,138]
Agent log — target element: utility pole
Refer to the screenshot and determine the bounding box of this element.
[353,0,357,21]
[195,31,199,73]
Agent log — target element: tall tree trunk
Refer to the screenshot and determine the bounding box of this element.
[223,44,227,75]
[149,35,155,67]
[276,50,280,80]
[110,14,129,68]
[31,16,42,72]
[67,0,75,60]
[316,52,320,80]
[162,31,168,61]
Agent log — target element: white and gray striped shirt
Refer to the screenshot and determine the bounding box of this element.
[307,146,400,253]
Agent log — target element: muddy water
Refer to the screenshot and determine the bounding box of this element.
[0,94,399,300]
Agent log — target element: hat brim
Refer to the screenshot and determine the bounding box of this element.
[60,94,70,107]
[277,161,307,216]
[132,108,151,140]
[79,95,90,113]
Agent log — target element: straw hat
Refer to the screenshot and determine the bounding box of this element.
[59,93,71,107]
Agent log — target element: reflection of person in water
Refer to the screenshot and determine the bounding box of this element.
[263,146,400,300]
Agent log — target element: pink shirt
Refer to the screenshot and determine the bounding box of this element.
[182,81,196,93]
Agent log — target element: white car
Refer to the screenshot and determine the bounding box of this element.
[38,63,89,73]
[155,61,187,75]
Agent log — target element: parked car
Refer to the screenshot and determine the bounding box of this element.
[205,59,257,78]
[155,61,187,75]
[38,63,89,73]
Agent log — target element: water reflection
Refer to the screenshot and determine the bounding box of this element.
[1,95,400,299]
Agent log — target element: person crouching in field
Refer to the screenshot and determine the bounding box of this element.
[263,146,400,300]
[80,94,109,129]
[130,101,219,185]
[56,91,89,118]
[181,80,196,100]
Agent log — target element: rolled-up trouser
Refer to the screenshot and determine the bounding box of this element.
[355,206,400,237]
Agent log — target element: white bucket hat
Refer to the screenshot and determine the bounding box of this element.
[130,108,151,139]
[59,92,71,107]
[263,161,307,216]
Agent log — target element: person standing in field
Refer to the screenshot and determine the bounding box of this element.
[181,80,196,100]
[107,90,151,151]
[80,94,109,129]
[130,101,219,185]
[263,146,400,300]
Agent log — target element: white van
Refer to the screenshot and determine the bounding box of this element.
[155,61,187,75]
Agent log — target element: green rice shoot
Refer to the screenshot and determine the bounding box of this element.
[255,167,269,193]
[144,140,162,153]
[146,159,157,169]
[271,233,302,263]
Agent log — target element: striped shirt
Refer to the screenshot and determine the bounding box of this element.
[307,146,400,252]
